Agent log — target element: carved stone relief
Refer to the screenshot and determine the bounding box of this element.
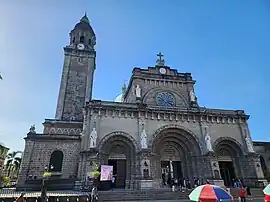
[44,127,82,135]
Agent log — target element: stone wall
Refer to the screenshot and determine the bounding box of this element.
[124,67,194,108]
[17,134,81,189]
[86,103,250,157]
[254,142,270,170]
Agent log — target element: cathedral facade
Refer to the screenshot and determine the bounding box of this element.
[17,15,267,190]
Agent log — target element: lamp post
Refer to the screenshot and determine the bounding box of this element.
[41,165,53,202]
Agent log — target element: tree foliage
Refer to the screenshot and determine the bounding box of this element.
[89,163,100,179]
[5,151,22,178]
[43,171,52,178]
[0,176,10,187]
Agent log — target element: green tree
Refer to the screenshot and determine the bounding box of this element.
[0,176,10,187]
[5,151,22,177]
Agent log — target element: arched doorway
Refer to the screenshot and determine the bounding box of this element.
[151,126,202,186]
[214,138,243,187]
[98,132,137,189]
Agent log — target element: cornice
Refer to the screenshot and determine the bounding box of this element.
[25,134,81,141]
[86,100,249,123]
[63,46,96,57]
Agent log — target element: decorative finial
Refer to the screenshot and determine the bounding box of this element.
[122,80,127,92]
[156,52,165,66]
[80,13,90,24]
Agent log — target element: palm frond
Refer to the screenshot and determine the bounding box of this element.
[14,157,22,162]
[5,159,12,167]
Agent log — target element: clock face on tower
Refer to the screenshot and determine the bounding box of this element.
[156,92,175,107]
[159,67,166,74]
[77,43,85,50]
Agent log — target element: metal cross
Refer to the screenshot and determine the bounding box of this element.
[157,52,164,61]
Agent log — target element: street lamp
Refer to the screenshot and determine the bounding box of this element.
[40,165,53,202]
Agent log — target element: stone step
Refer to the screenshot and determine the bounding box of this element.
[98,188,265,201]
[229,188,264,198]
[98,190,191,201]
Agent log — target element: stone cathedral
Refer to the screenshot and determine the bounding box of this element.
[17,15,268,191]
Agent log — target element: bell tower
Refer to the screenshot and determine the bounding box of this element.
[55,14,96,121]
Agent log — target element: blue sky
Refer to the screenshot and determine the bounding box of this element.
[0,0,269,152]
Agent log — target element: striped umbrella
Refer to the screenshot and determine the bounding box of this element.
[189,184,233,202]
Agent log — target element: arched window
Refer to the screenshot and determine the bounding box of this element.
[88,38,91,45]
[49,150,63,172]
[72,37,75,43]
[80,36,84,43]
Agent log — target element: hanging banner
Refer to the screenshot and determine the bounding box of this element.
[100,165,113,181]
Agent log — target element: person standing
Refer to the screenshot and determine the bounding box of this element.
[246,186,252,200]
[111,175,115,190]
[238,187,246,202]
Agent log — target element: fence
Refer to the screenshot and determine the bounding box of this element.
[0,189,91,202]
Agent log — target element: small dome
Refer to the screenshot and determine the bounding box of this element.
[114,93,124,102]
[71,14,95,35]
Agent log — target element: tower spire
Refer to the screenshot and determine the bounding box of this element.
[80,12,89,24]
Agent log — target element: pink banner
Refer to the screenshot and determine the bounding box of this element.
[100,165,113,181]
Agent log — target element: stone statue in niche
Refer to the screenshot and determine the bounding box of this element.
[143,169,149,178]
[245,130,255,153]
[140,123,148,149]
[214,170,220,179]
[189,89,196,102]
[89,123,97,148]
[135,84,141,98]
[142,160,150,179]
[204,127,214,152]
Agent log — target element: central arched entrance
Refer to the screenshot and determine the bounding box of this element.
[213,138,243,187]
[151,126,202,187]
[98,132,137,189]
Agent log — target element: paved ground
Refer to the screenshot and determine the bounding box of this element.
[110,200,265,202]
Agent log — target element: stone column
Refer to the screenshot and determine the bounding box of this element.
[169,160,174,179]
[77,154,84,180]
[208,155,224,186]
[243,154,267,187]
[201,154,222,184]
[186,152,193,180]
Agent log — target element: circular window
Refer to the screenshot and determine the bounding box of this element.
[156,92,175,107]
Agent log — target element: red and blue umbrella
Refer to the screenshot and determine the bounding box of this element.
[263,184,270,202]
[189,184,233,202]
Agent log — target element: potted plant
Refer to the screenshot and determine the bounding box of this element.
[89,163,100,187]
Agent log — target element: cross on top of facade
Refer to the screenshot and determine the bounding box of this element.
[157,52,164,61]
[156,52,165,66]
